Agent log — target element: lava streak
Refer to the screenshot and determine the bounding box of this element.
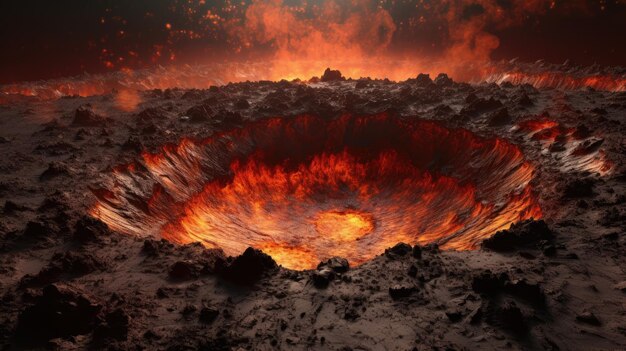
[486,71,626,92]
[91,114,541,269]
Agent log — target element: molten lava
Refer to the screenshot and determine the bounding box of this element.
[91,114,541,269]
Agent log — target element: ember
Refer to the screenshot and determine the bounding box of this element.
[91,114,541,269]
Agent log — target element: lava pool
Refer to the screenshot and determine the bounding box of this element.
[91,114,541,270]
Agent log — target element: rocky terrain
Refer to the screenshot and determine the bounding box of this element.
[0,69,625,350]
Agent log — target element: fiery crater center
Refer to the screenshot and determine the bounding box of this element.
[313,210,375,243]
[91,114,541,270]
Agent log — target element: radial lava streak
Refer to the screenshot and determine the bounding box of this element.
[91,114,541,270]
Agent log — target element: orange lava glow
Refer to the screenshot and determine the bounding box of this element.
[486,71,626,92]
[516,118,613,175]
[314,210,375,243]
[90,114,542,270]
[3,61,625,106]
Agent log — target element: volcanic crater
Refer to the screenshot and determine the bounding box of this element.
[92,114,541,269]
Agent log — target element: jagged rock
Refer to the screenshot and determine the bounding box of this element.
[72,105,107,127]
[185,104,214,123]
[22,220,54,239]
[472,271,510,295]
[122,136,143,151]
[563,179,596,198]
[498,302,527,333]
[199,307,219,324]
[505,279,545,306]
[517,93,534,106]
[412,73,433,86]
[94,308,131,341]
[234,98,250,109]
[445,309,463,323]
[142,239,174,257]
[542,244,557,256]
[3,200,29,214]
[385,243,412,258]
[482,219,553,251]
[312,268,336,288]
[135,106,168,122]
[39,162,71,180]
[214,110,244,129]
[407,264,418,277]
[320,68,345,82]
[73,216,109,243]
[389,284,417,299]
[15,284,102,344]
[468,306,483,324]
[317,257,349,273]
[488,108,512,126]
[434,73,454,86]
[21,251,105,287]
[412,245,422,259]
[576,311,601,326]
[355,79,369,89]
[219,247,277,285]
[461,97,503,116]
[169,261,200,281]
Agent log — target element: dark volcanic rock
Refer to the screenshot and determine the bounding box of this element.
[199,307,220,324]
[317,257,349,273]
[385,243,412,258]
[576,311,601,326]
[15,284,102,344]
[472,271,510,296]
[505,279,545,306]
[482,219,553,252]
[135,106,168,122]
[94,308,131,341]
[312,268,336,289]
[487,107,512,126]
[21,251,105,287]
[219,247,277,285]
[72,105,107,127]
[497,302,527,333]
[142,239,175,257]
[320,68,345,82]
[73,216,109,243]
[563,179,595,198]
[169,260,200,281]
[410,73,433,86]
[122,136,144,151]
[389,284,418,299]
[434,73,454,86]
[39,161,71,180]
[412,245,422,259]
[461,97,503,116]
[185,103,214,123]
[22,220,55,239]
[3,200,29,214]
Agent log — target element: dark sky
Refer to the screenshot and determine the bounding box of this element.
[1,0,625,84]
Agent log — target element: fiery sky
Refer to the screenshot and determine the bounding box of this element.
[1,0,625,84]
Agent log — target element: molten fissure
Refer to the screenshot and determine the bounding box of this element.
[91,114,541,269]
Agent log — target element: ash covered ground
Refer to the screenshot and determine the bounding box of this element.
[0,69,625,350]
